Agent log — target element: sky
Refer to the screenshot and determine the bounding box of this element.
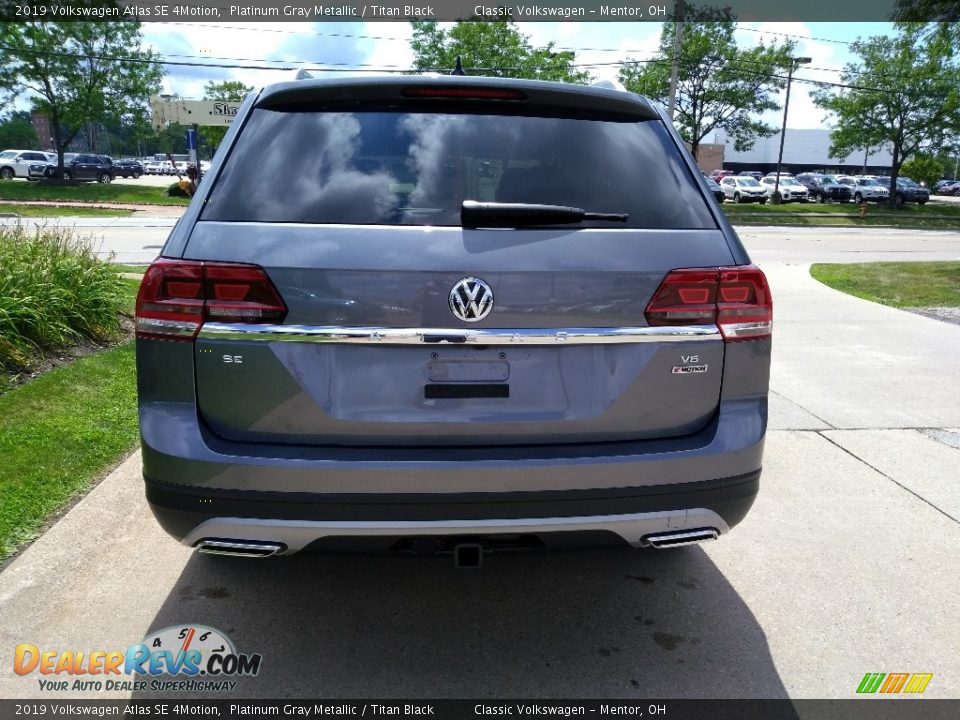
[142,21,898,137]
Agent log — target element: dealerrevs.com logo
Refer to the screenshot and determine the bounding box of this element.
[856,672,933,695]
[14,625,262,693]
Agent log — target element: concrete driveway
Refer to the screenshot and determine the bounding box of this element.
[1,227,958,700]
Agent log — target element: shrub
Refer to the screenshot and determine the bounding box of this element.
[0,223,126,370]
[167,181,191,198]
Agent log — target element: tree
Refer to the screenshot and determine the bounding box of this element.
[901,154,945,188]
[618,9,796,160]
[812,24,960,204]
[0,9,164,176]
[410,21,590,83]
[0,110,40,149]
[201,80,252,158]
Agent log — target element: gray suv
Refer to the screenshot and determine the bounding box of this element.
[136,76,771,563]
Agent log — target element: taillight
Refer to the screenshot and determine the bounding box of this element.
[716,266,773,341]
[644,265,772,342]
[135,259,287,341]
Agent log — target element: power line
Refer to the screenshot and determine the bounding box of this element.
[734,25,857,46]
[2,41,950,99]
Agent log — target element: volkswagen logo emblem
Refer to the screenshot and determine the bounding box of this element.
[449,277,494,322]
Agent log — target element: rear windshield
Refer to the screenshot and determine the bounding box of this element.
[200,108,717,229]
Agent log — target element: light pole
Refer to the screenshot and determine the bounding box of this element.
[772,56,811,203]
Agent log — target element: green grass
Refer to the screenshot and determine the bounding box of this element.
[722,200,960,228]
[0,181,190,206]
[118,278,142,315]
[810,262,960,308]
[113,263,147,275]
[0,342,138,560]
[0,203,132,218]
[0,224,128,371]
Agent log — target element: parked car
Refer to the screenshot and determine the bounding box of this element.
[720,175,768,203]
[883,177,930,205]
[702,174,725,203]
[45,153,114,182]
[737,171,763,181]
[847,177,890,204]
[0,149,57,180]
[934,180,959,196]
[135,76,772,562]
[759,176,808,203]
[114,159,144,179]
[795,173,853,203]
[710,169,735,181]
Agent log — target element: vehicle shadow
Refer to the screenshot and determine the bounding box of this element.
[130,546,790,699]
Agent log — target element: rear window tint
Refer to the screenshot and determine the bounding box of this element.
[200,108,716,230]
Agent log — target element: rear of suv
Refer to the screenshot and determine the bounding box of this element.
[136,76,771,562]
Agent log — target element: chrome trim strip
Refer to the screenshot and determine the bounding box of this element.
[135,318,199,336]
[183,509,730,554]
[197,323,720,345]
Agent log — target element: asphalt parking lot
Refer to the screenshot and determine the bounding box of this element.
[0,225,958,700]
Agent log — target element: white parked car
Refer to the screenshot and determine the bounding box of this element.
[848,177,890,204]
[759,176,809,202]
[720,175,768,204]
[0,149,56,180]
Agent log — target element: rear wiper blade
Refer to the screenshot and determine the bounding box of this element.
[461,200,628,228]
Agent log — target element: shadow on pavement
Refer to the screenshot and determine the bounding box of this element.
[131,546,790,699]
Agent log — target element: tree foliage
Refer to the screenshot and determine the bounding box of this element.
[0,110,40,149]
[618,8,796,160]
[201,80,253,158]
[901,154,945,188]
[891,0,960,23]
[0,8,163,174]
[812,24,960,203]
[410,21,590,83]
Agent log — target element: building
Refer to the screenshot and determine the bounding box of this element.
[712,128,895,176]
[30,113,52,150]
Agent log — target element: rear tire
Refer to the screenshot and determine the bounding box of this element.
[0,167,13,180]
[63,171,72,181]
[133,171,141,179]
[98,172,112,183]
[918,199,927,205]
[734,192,742,204]
[855,193,863,204]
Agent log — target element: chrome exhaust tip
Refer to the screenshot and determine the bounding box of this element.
[195,539,286,558]
[642,528,719,549]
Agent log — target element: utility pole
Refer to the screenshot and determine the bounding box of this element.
[666,0,685,120]
[772,56,811,203]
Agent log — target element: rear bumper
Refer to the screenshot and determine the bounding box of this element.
[148,469,758,551]
[141,397,765,553]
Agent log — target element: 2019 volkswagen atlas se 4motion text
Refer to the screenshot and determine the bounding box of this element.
[135,76,772,565]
